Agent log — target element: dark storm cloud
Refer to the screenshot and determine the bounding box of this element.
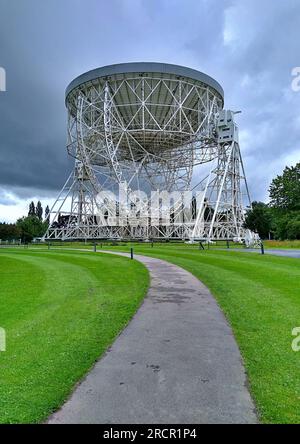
[0,0,299,207]
[0,0,154,198]
[213,0,300,199]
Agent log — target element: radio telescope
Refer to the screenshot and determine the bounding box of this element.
[44,62,252,241]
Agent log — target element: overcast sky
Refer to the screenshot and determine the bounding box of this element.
[0,0,299,222]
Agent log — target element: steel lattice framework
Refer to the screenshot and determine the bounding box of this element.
[44,63,252,242]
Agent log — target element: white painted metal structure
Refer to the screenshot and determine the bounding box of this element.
[44,63,252,241]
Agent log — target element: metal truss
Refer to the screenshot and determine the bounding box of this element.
[44,73,252,242]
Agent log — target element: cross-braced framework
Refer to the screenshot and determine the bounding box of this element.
[44,63,253,242]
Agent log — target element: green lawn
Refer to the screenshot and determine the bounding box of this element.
[100,243,300,424]
[1,244,300,423]
[0,249,149,424]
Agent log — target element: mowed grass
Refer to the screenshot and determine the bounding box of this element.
[100,243,300,424]
[0,243,300,423]
[0,249,149,424]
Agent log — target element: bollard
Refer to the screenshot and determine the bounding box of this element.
[260,241,264,255]
[93,243,97,253]
[130,247,133,260]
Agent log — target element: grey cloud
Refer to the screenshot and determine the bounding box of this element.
[0,191,17,206]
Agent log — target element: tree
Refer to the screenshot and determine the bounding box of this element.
[16,216,47,243]
[244,201,273,239]
[0,222,21,241]
[191,196,197,220]
[286,214,300,240]
[36,201,43,220]
[28,201,35,217]
[273,211,300,240]
[269,163,300,211]
[268,163,300,240]
[44,205,50,221]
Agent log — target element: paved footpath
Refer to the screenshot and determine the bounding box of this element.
[261,249,300,258]
[48,252,257,424]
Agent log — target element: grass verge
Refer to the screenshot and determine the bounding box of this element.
[0,249,149,423]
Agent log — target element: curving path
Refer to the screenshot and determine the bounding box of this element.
[48,251,257,424]
[257,249,300,259]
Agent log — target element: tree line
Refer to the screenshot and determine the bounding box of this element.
[244,162,300,239]
[0,201,50,243]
